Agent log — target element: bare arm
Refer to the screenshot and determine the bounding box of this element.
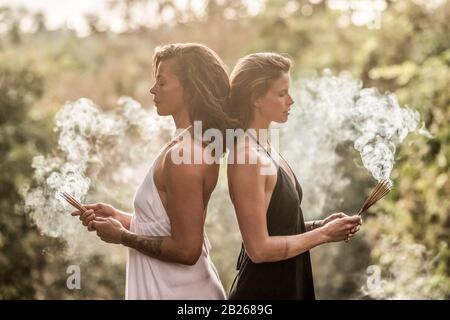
[114,209,132,230]
[305,212,354,232]
[120,148,206,265]
[305,220,322,231]
[228,148,359,264]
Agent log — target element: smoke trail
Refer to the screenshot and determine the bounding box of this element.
[281,71,421,217]
[21,73,433,297]
[22,97,172,257]
[278,71,444,299]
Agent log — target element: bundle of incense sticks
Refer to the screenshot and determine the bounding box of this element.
[60,192,87,213]
[356,180,392,216]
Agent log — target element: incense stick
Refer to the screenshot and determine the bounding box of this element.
[60,193,84,212]
[357,180,391,216]
[60,192,87,213]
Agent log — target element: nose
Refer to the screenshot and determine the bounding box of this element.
[288,94,294,106]
[150,83,157,95]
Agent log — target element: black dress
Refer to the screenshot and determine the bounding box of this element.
[229,137,315,300]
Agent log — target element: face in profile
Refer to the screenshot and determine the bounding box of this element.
[150,58,186,116]
[254,72,294,124]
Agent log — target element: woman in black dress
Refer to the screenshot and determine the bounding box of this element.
[225,53,362,299]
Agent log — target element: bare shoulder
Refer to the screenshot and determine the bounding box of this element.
[163,139,208,181]
[228,136,273,166]
[227,138,269,182]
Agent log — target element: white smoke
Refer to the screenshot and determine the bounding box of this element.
[281,71,421,217]
[22,97,172,257]
[21,73,432,297]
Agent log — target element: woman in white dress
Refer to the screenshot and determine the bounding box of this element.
[71,43,234,299]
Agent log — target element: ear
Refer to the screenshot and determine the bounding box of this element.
[252,96,262,109]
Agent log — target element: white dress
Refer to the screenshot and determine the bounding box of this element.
[125,150,226,300]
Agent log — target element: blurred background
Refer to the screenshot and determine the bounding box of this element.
[0,0,449,299]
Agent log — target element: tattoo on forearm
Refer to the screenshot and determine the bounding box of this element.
[122,232,163,257]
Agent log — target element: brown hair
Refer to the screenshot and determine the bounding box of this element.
[226,52,291,129]
[153,43,237,139]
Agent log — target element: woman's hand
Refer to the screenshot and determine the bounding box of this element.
[317,212,345,228]
[71,203,118,231]
[319,215,362,243]
[90,217,127,244]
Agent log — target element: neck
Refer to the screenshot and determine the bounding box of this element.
[248,118,271,144]
[172,109,191,130]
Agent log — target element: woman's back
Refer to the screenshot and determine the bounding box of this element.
[127,139,225,300]
[228,138,315,300]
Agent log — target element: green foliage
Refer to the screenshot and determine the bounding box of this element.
[0,64,52,298]
[0,63,124,299]
[361,1,450,298]
[249,0,450,298]
[0,0,448,299]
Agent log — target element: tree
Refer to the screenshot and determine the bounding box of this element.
[0,64,125,299]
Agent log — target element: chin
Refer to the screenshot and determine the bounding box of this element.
[277,116,289,123]
[155,106,168,116]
